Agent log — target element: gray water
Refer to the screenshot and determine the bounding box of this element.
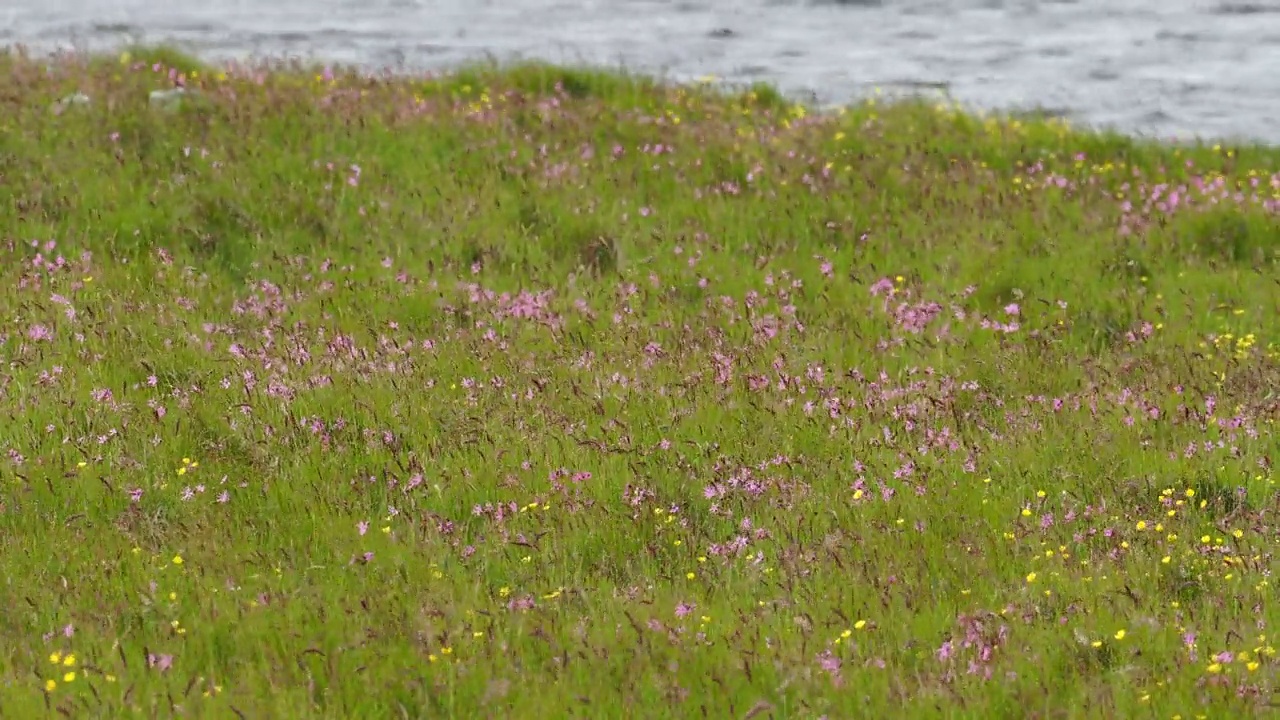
[5,0,1280,143]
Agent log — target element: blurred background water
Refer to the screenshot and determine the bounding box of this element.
[4,0,1279,142]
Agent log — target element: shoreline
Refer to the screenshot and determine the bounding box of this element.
[8,42,1280,149]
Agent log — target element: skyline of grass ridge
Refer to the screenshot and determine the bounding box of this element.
[0,45,1277,717]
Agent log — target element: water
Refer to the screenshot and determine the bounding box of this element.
[5,0,1280,143]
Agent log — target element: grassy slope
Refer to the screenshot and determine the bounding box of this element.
[0,46,1278,717]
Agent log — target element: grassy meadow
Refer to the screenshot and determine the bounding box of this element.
[0,45,1278,718]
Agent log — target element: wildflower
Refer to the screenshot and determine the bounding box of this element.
[934,638,959,663]
[44,679,56,692]
[172,555,183,566]
[1026,572,1037,583]
[854,620,867,630]
[1114,629,1126,640]
[147,653,174,672]
[63,672,76,683]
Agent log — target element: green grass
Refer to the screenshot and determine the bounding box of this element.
[1,46,1278,718]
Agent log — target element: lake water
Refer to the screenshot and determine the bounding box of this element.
[4,0,1280,143]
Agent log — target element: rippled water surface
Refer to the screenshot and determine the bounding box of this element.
[5,0,1280,142]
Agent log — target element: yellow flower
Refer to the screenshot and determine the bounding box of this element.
[1207,663,1223,674]
[441,647,453,655]
[686,572,696,580]
[854,620,867,630]
[44,679,56,692]
[1136,521,1147,531]
[1247,662,1260,672]
[62,654,75,667]
[63,672,76,683]
[1026,572,1037,583]
[841,629,852,638]
[1114,629,1126,640]
[49,652,62,664]
[172,555,184,565]
[1091,641,1102,648]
